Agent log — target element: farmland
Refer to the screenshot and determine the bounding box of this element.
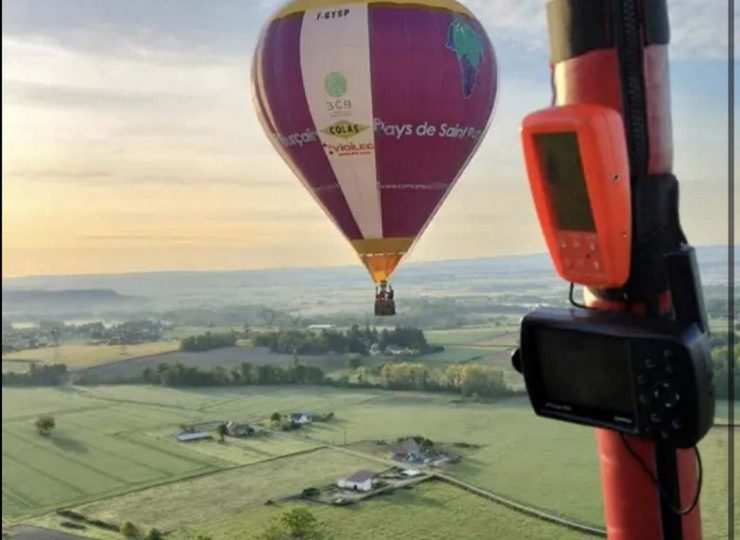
[3,385,737,539]
[79,345,351,384]
[2,342,179,370]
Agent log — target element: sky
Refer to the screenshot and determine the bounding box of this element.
[1,0,736,278]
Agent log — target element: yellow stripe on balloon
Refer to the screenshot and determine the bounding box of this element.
[351,237,414,283]
[272,0,473,20]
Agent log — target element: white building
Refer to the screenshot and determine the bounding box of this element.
[337,470,377,492]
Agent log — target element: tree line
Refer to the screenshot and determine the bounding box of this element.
[252,325,442,356]
[338,362,511,398]
[2,358,513,399]
[2,363,68,386]
[180,332,237,352]
[140,361,326,387]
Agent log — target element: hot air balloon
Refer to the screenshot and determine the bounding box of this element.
[252,0,497,315]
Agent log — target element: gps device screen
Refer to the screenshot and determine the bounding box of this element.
[536,328,634,416]
[534,132,596,232]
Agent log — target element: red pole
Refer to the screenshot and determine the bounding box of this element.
[547,1,702,538]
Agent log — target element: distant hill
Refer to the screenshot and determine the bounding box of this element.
[1,245,734,316]
[1,288,138,315]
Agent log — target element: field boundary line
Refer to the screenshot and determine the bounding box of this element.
[1,452,86,498]
[433,473,606,538]
[5,443,331,524]
[5,430,131,485]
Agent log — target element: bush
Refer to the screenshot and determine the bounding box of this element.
[60,522,86,530]
[120,521,138,538]
[301,487,320,497]
[56,509,85,521]
[145,528,163,540]
[35,415,55,435]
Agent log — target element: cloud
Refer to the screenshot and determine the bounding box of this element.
[3,0,730,64]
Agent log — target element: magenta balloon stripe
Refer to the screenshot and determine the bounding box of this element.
[369,6,497,239]
[259,15,363,240]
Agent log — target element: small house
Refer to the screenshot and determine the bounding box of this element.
[226,421,254,437]
[175,431,212,443]
[290,413,311,425]
[337,470,377,492]
[391,439,424,463]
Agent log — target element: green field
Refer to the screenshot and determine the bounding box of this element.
[3,385,736,540]
[2,342,179,369]
[426,325,519,347]
[188,481,594,540]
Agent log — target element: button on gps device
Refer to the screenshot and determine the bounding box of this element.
[521,104,631,288]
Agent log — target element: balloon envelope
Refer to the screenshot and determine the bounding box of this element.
[253,0,497,283]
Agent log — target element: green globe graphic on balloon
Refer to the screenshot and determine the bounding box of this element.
[324,72,347,98]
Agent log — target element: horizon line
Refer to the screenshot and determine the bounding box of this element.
[2,243,734,282]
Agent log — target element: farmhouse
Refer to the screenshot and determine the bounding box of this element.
[337,470,378,492]
[290,413,312,425]
[175,431,212,442]
[391,439,424,463]
[308,324,335,331]
[226,421,254,437]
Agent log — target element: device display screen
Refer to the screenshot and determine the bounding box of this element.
[535,132,596,232]
[536,329,634,416]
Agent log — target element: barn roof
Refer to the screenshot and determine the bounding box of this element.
[175,431,212,442]
[343,470,377,483]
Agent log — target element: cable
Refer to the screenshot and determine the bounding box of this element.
[619,433,703,516]
[568,283,589,309]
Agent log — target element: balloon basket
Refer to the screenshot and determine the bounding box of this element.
[374,299,396,317]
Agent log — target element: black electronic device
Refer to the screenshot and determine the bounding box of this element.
[512,247,715,448]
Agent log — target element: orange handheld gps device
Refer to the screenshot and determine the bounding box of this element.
[521,104,631,288]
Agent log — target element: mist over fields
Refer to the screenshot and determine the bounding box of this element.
[2,246,733,321]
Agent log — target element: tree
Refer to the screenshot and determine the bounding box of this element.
[119,521,138,538]
[35,415,55,436]
[258,508,324,540]
[271,412,282,425]
[281,507,319,537]
[145,528,163,540]
[217,423,228,442]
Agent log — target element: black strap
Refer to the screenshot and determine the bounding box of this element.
[547,0,670,63]
[627,174,687,302]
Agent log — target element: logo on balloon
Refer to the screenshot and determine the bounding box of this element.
[446,16,485,98]
[324,72,348,98]
[321,120,369,140]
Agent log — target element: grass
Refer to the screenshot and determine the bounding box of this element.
[190,481,595,540]
[2,342,179,369]
[426,326,519,347]
[1,360,35,373]
[70,448,376,534]
[3,386,736,540]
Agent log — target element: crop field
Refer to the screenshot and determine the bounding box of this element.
[81,346,352,383]
[68,449,377,534]
[426,325,519,347]
[2,342,179,369]
[3,386,737,540]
